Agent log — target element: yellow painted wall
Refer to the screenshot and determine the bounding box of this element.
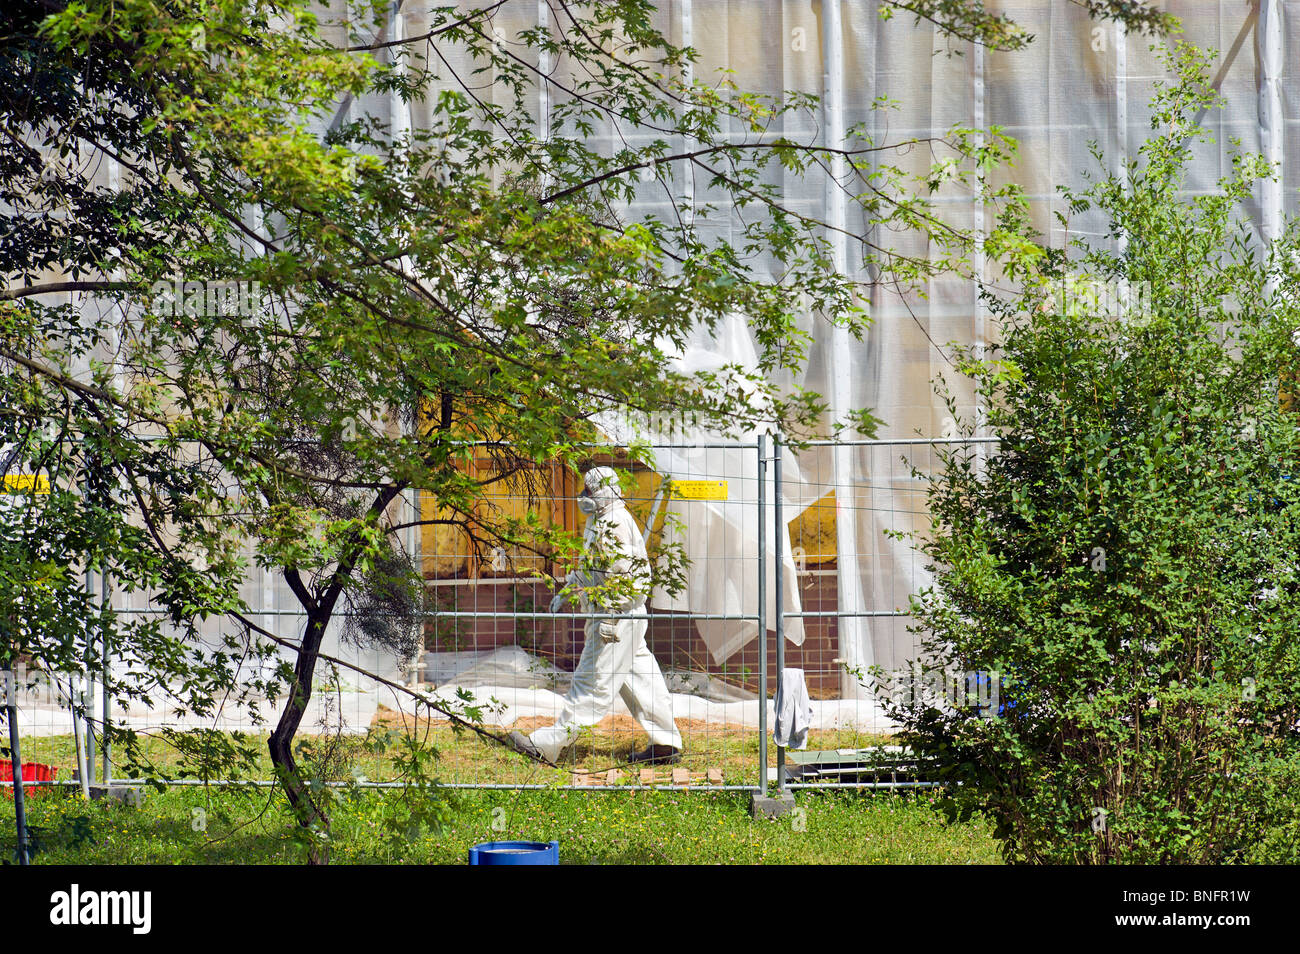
[790,493,838,566]
[422,469,843,577]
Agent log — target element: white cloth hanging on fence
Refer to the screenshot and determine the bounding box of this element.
[773,668,814,751]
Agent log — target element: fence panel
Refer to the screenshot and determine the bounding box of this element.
[2,437,998,794]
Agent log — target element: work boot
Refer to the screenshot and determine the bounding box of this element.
[626,745,681,766]
[504,730,547,763]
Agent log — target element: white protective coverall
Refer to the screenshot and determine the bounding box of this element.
[529,468,683,763]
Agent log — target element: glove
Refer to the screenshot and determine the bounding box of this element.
[598,620,619,644]
[549,592,567,614]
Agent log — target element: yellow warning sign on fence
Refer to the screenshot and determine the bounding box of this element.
[2,474,50,494]
[670,480,728,501]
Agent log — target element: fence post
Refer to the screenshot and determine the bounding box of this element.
[757,435,767,793]
[100,566,111,786]
[72,676,90,800]
[82,561,95,782]
[4,666,31,865]
[773,432,786,795]
[752,433,794,817]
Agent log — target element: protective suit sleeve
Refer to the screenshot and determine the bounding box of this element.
[574,512,650,612]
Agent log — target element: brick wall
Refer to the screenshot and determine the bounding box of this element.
[424,570,848,698]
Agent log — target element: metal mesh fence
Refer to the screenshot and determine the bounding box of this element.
[2,437,997,794]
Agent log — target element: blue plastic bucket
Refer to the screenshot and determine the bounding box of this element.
[468,840,560,865]
[966,671,1016,718]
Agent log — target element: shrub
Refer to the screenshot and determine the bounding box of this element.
[895,45,1300,863]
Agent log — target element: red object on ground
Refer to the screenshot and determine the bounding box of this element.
[0,762,59,797]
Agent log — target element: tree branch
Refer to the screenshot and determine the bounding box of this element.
[1,281,135,301]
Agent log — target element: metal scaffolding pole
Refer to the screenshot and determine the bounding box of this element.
[973,37,988,474]
[821,0,872,699]
[1258,0,1283,257]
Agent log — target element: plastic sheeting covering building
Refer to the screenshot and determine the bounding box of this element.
[53,2,1300,715]
[524,0,1300,694]
[274,0,1300,696]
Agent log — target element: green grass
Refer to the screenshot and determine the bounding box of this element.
[3,726,1002,863]
[2,784,1001,864]
[9,719,902,787]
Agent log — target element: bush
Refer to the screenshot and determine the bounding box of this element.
[895,45,1300,863]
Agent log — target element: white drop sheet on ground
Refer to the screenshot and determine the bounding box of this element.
[413,684,899,733]
[6,648,900,737]
[8,677,382,738]
[405,648,900,733]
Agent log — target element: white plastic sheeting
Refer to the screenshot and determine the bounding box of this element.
[415,647,897,730]
[65,2,1300,699]
[562,1,1297,679]
[236,0,1298,687]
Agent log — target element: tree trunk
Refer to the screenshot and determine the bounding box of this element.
[267,487,404,864]
[268,611,331,864]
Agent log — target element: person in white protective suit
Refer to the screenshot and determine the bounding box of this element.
[505,467,683,765]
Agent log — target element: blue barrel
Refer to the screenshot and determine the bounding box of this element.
[468,840,560,865]
[967,671,1016,718]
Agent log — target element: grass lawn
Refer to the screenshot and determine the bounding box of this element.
[2,784,999,865]
[10,713,909,787]
[2,722,1002,864]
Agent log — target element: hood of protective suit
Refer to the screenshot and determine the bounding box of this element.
[582,466,624,517]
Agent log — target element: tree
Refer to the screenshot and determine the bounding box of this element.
[894,44,1300,862]
[3,0,1173,861]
